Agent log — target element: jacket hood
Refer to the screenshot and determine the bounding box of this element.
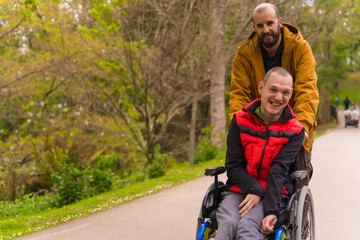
[246,22,303,49]
[282,23,300,35]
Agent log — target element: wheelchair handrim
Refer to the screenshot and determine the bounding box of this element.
[295,186,315,240]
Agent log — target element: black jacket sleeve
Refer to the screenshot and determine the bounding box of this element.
[225,116,265,197]
[263,128,305,217]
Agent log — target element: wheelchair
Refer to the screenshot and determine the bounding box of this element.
[196,166,315,240]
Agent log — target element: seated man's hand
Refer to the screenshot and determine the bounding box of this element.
[239,194,260,217]
[261,215,278,234]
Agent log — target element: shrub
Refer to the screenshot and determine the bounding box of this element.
[51,164,85,206]
[194,127,219,164]
[95,154,118,172]
[51,162,115,207]
[85,167,114,195]
[147,163,165,179]
[146,145,170,179]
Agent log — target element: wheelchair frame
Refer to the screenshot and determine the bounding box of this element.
[196,166,315,240]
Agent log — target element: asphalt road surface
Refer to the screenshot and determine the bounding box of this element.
[17,111,360,240]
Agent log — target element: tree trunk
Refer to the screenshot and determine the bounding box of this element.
[188,96,198,166]
[318,84,331,125]
[8,169,16,202]
[209,0,226,149]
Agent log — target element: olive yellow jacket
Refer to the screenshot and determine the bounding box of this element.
[229,23,319,153]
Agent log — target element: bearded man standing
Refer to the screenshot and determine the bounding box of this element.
[228,3,319,187]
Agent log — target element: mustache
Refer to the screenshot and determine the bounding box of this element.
[261,32,274,38]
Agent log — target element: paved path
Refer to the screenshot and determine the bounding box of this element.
[310,110,360,239]
[18,174,222,240]
[18,110,360,240]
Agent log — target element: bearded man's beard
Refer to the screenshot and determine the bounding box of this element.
[258,25,281,48]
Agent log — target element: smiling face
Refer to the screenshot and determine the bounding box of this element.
[253,4,282,49]
[258,71,293,123]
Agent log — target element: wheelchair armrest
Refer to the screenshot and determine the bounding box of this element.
[205,166,226,176]
[290,170,308,181]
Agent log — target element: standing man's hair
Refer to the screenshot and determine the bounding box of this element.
[252,3,280,23]
[262,67,293,86]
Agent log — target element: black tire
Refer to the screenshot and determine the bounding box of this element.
[195,206,204,240]
[295,186,315,240]
[195,182,225,240]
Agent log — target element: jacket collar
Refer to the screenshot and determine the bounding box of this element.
[282,23,301,56]
[246,23,302,79]
[243,99,296,123]
[249,23,301,55]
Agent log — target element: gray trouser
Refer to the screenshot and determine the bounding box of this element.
[215,192,266,240]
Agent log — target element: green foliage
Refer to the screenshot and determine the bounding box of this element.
[147,163,165,179]
[95,154,118,172]
[51,164,85,206]
[19,0,38,22]
[89,1,120,33]
[146,145,170,179]
[85,167,114,195]
[317,41,352,86]
[51,163,114,207]
[123,170,146,185]
[0,192,54,220]
[27,129,90,191]
[330,72,360,105]
[0,0,357,237]
[0,158,224,239]
[194,127,219,164]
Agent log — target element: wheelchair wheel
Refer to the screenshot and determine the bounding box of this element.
[196,182,224,240]
[295,186,315,240]
[196,203,206,240]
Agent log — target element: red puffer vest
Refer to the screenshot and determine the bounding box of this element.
[229,99,304,195]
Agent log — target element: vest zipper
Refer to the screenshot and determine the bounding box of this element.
[257,125,270,174]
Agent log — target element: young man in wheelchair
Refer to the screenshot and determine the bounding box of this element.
[216,67,305,239]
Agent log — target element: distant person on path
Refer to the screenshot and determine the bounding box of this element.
[228,3,318,188]
[346,102,360,121]
[348,102,358,111]
[216,67,305,239]
[343,97,351,110]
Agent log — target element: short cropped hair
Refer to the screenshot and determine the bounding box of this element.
[263,67,293,86]
[252,3,280,23]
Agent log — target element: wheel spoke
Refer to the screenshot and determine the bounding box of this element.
[301,195,313,240]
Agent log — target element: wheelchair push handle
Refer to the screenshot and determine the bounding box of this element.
[205,166,225,190]
[204,166,225,176]
[290,170,308,181]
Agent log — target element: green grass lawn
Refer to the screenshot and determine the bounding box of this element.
[316,119,338,137]
[331,71,360,106]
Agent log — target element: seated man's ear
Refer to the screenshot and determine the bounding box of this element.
[258,81,264,95]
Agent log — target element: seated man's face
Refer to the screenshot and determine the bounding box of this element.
[258,72,293,123]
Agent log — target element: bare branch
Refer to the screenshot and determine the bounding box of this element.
[0,56,72,89]
[90,80,146,151]
[0,19,23,40]
[24,76,67,135]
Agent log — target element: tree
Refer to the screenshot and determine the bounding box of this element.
[76,0,205,162]
[208,0,226,149]
[286,0,353,124]
[0,0,83,139]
